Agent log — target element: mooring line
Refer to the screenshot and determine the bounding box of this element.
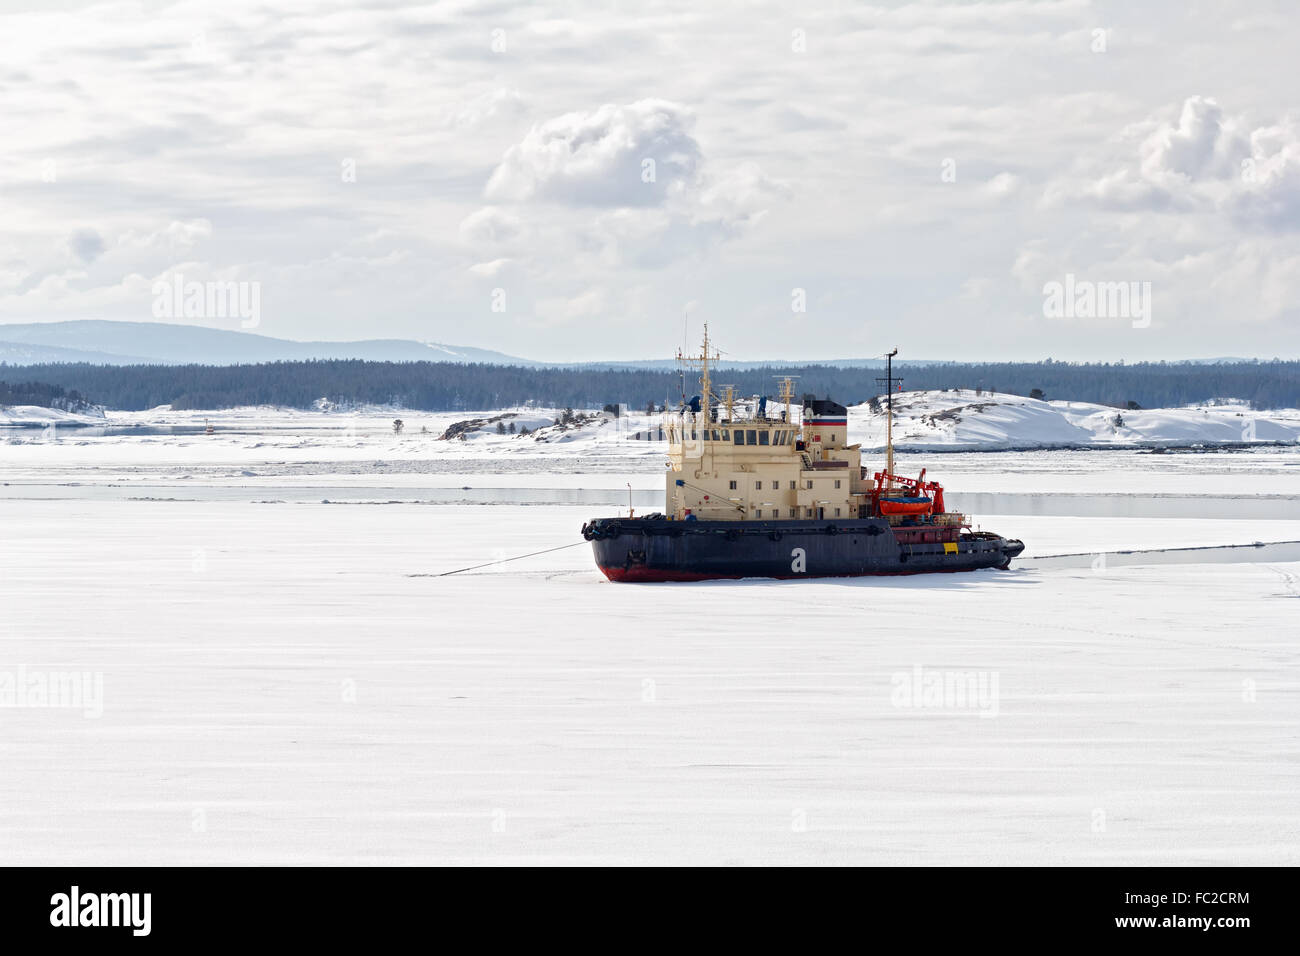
[409,540,588,577]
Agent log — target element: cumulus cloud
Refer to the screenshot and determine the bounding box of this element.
[1010,97,1300,337]
[478,102,785,275]
[1138,96,1246,182]
[1232,119,1300,231]
[484,99,702,207]
[1045,97,1300,223]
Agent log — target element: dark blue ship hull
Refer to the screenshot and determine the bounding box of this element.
[581,516,1024,581]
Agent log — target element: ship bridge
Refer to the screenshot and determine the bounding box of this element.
[662,327,867,521]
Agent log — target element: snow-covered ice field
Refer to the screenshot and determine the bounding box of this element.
[2,410,1298,865]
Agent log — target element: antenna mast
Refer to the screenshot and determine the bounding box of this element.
[676,322,720,424]
[876,348,901,487]
[776,375,798,424]
[681,307,689,405]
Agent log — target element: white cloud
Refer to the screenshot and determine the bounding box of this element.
[1232,119,1300,231]
[692,162,789,232]
[1138,96,1246,182]
[484,99,702,206]
[458,207,523,245]
[448,88,527,128]
[117,219,213,251]
[468,258,512,277]
[1045,97,1300,221]
[982,172,1021,199]
[479,103,786,274]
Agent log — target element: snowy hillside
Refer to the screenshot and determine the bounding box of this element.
[3,393,1297,455]
[850,390,1300,450]
[0,404,107,426]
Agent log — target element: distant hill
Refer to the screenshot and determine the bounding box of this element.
[0,340,158,365]
[0,320,955,369]
[0,320,536,367]
[0,320,1280,370]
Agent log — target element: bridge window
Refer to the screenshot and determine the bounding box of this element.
[721,429,729,440]
[746,429,757,445]
[733,431,744,445]
[758,430,770,445]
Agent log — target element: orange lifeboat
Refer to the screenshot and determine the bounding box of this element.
[878,496,933,516]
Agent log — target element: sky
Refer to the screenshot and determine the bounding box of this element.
[0,0,1297,362]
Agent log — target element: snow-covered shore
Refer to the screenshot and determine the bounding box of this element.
[7,403,1300,496]
[850,390,1300,450]
[5,392,1296,451]
[0,404,106,427]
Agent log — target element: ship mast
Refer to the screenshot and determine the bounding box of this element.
[676,322,720,423]
[876,348,902,488]
[776,375,797,424]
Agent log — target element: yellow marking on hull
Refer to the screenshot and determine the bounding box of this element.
[943,542,958,555]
